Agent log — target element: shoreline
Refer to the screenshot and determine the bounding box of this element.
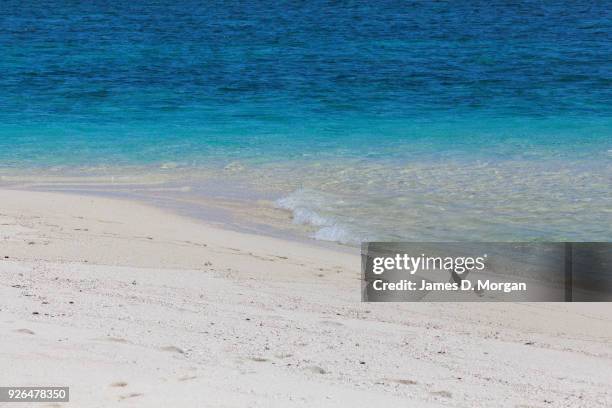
[0,177,352,252]
[3,153,611,244]
[0,188,356,269]
[1,188,611,406]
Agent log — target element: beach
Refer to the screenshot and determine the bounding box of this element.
[1,188,611,407]
[2,1,611,406]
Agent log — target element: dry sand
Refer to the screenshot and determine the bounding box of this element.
[0,189,611,407]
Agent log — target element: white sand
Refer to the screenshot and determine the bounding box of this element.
[1,189,611,407]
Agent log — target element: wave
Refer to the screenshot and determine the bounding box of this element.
[275,189,357,244]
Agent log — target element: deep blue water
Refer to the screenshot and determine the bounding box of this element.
[0,1,610,241]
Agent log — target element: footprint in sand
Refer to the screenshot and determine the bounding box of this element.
[429,390,452,398]
[160,345,185,354]
[110,382,128,388]
[319,320,344,327]
[119,393,143,400]
[389,378,418,385]
[15,328,36,335]
[99,337,128,343]
[304,366,326,374]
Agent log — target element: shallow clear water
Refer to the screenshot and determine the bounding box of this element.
[1,1,610,242]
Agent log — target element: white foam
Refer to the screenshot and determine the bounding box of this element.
[313,224,355,244]
[275,189,358,244]
[291,207,329,226]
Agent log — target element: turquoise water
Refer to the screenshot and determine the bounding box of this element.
[1,1,610,242]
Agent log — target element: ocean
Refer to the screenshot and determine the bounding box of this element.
[1,1,610,243]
